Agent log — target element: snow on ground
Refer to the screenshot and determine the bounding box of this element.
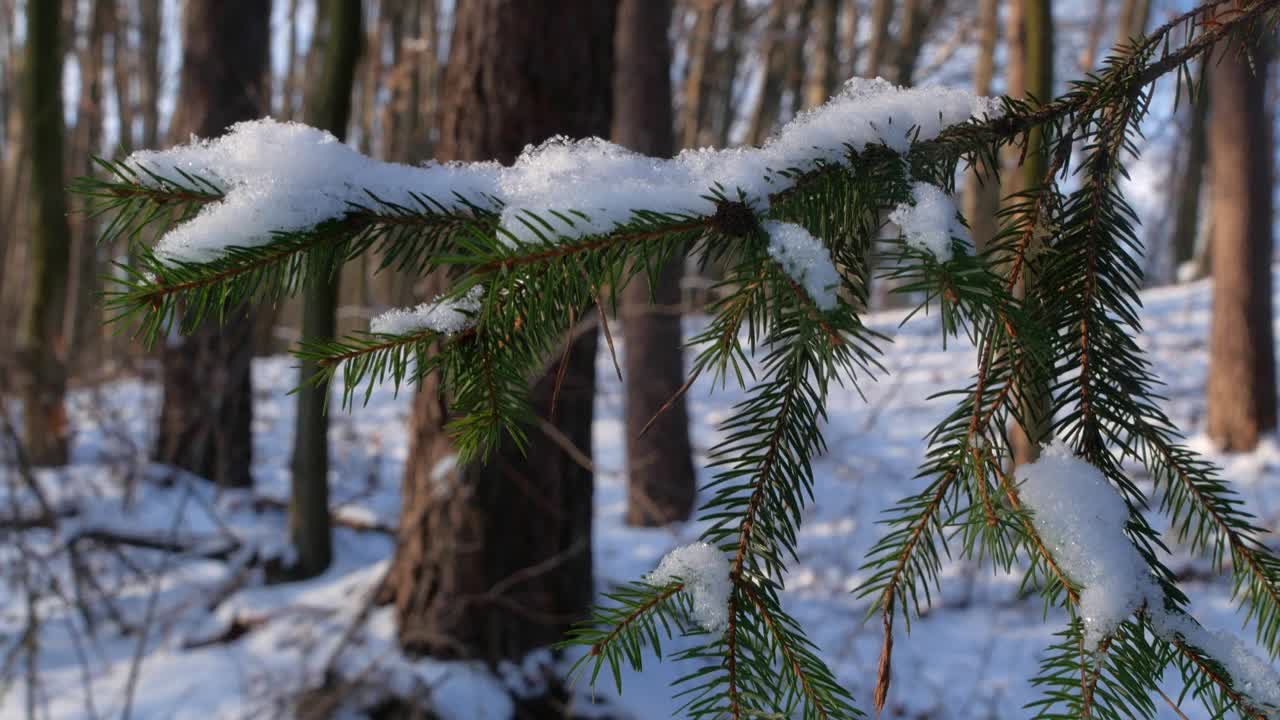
[2,272,1279,719]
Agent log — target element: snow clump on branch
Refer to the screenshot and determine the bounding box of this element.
[129,77,998,263]
[369,286,484,336]
[647,542,732,634]
[887,182,966,261]
[763,221,841,310]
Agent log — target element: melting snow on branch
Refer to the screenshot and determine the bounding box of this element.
[647,542,732,634]
[763,221,840,311]
[131,78,998,262]
[369,286,484,336]
[887,182,966,261]
[1019,441,1280,713]
[1016,440,1161,651]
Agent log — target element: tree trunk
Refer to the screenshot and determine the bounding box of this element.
[893,0,945,87]
[781,0,815,122]
[66,0,110,374]
[1206,32,1276,452]
[838,0,859,86]
[20,0,73,466]
[863,0,894,79]
[804,0,840,110]
[709,0,745,148]
[614,0,696,527]
[679,0,717,149]
[746,0,789,145]
[110,0,134,153]
[388,0,613,682]
[155,0,270,487]
[1009,0,1053,467]
[288,0,362,581]
[1171,59,1209,279]
[962,0,999,253]
[138,0,160,149]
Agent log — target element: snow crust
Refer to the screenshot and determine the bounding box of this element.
[887,182,964,261]
[647,542,732,634]
[1016,440,1161,650]
[763,221,840,310]
[368,286,484,336]
[131,78,997,262]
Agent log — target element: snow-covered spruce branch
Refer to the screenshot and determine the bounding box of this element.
[81,3,1280,716]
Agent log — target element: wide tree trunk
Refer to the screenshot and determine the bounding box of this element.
[154,0,270,487]
[19,0,73,466]
[388,0,613,683]
[614,0,696,527]
[288,0,363,580]
[1206,32,1276,452]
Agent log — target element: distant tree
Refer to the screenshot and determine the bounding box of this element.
[20,0,73,466]
[1170,59,1209,280]
[614,0,697,526]
[154,0,270,486]
[1206,26,1275,451]
[1009,0,1054,467]
[804,0,842,110]
[962,0,1000,253]
[289,0,363,580]
[863,0,895,79]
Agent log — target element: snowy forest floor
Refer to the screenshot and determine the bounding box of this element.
[2,272,1279,720]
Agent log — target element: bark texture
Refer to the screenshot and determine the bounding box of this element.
[389,0,614,666]
[20,0,72,466]
[614,0,696,527]
[155,0,270,487]
[1206,33,1276,451]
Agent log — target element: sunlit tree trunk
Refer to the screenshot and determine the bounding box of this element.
[804,0,840,110]
[962,0,999,253]
[1206,31,1275,452]
[1009,0,1053,467]
[863,0,894,79]
[680,0,718,149]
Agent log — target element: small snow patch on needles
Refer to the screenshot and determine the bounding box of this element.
[130,120,501,264]
[647,542,731,634]
[1016,440,1160,651]
[888,182,965,261]
[1150,612,1280,713]
[134,78,996,261]
[764,221,840,310]
[370,286,483,336]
